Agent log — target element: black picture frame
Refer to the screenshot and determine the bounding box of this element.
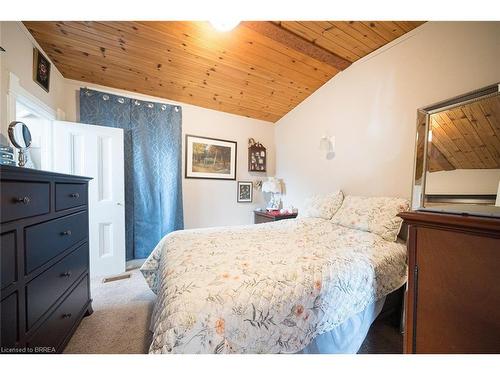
[185,134,237,180]
[33,48,51,92]
[237,181,253,203]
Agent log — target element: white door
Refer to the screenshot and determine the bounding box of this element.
[52,121,125,278]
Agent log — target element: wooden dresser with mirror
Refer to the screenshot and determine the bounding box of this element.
[401,84,500,354]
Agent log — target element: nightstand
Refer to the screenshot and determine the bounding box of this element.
[254,210,298,224]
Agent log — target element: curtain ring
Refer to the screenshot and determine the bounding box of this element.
[147,103,154,109]
[174,106,179,112]
[102,94,110,101]
[118,97,125,104]
[134,100,141,106]
[161,104,167,111]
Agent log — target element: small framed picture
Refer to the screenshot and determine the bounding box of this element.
[33,47,51,92]
[237,181,253,203]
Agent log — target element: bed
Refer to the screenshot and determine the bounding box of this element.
[140,194,408,354]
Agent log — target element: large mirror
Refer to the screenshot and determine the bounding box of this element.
[411,83,500,217]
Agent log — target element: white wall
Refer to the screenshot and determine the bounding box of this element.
[0,22,66,136]
[275,22,500,210]
[426,169,500,195]
[63,80,275,229]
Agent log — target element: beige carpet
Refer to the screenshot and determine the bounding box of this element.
[64,269,155,354]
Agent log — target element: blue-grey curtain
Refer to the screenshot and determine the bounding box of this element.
[79,89,183,260]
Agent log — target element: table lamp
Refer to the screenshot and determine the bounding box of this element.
[262,177,282,211]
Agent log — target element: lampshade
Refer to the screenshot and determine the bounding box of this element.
[262,177,282,194]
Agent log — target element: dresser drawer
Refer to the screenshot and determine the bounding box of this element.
[25,211,88,273]
[0,181,50,223]
[55,183,88,211]
[27,275,89,352]
[1,292,19,349]
[26,243,89,329]
[1,231,17,290]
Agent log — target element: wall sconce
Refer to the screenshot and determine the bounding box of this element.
[319,135,335,159]
[254,180,263,191]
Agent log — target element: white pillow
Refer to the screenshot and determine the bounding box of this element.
[331,196,410,241]
[299,191,344,220]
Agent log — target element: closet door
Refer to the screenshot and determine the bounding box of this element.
[52,121,125,278]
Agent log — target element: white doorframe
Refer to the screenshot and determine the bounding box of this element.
[7,72,61,170]
[7,72,59,122]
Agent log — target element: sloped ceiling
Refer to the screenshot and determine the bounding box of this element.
[430,95,500,171]
[24,21,424,122]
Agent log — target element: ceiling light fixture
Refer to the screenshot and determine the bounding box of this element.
[209,20,240,32]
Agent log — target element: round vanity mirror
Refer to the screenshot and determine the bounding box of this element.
[8,121,32,167]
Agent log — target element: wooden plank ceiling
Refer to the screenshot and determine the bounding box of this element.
[429,95,500,172]
[24,21,424,122]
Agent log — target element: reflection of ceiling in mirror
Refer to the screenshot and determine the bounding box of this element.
[428,95,500,172]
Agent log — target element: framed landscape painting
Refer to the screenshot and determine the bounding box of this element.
[185,135,237,180]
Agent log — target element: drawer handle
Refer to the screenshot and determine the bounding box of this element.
[62,313,72,319]
[61,230,72,236]
[60,271,72,278]
[14,196,31,204]
[69,193,80,198]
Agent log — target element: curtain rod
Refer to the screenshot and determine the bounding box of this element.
[81,86,180,112]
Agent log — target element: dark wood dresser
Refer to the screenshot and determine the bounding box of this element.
[399,211,500,354]
[1,165,92,353]
[254,210,298,224]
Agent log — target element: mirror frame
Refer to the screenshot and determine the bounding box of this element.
[8,121,32,149]
[411,83,500,210]
[7,121,33,168]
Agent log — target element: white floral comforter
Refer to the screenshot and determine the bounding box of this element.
[140,218,407,354]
